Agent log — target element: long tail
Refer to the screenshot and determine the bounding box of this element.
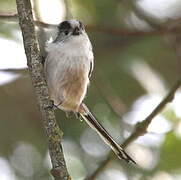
[79,103,136,164]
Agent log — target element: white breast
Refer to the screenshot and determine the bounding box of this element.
[44,33,94,112]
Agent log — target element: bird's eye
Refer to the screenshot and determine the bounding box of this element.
[64,30,69,35]
[58,21,71,35]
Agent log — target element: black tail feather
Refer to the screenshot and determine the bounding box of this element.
[79,104,136,164]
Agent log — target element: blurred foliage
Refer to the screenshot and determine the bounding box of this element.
[0,21,19,39]
[0,0,16,12]
[0,0,181,179]
[159,132,181,171]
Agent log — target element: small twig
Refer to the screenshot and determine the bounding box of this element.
[86,79,181,180]
[16,0,71,179]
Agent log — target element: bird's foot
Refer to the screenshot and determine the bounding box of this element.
[74,112,83,121]
[44,100,58,111]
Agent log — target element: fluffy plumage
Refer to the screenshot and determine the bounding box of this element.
[45,22,93,111]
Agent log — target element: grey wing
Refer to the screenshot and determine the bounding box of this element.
[88,58,94,78]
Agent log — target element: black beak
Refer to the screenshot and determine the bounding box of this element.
[73,27,81,35]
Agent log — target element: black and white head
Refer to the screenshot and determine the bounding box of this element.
[54,20,86,42]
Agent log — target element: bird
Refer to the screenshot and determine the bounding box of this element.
[44,19,136,164]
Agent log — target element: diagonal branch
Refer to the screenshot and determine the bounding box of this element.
[86,79,181,180]
[15,0,71,179]
[122,79,181,147]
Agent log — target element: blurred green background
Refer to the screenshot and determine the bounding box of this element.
[0,0,181,179]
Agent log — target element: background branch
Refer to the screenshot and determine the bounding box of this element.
[15,0,71,179]
[1,13,181,36]
[0,12,18,21]
[86,79,181,180]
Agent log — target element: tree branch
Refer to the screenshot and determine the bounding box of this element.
[16,0,71,179]
[86,79,181,180]
[0,12,18,21]
[1,13,181,36]
[122,79,181,147]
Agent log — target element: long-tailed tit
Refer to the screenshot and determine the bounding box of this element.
[44,20,135,164]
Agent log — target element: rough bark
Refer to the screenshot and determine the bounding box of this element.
[16,0,71,179]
